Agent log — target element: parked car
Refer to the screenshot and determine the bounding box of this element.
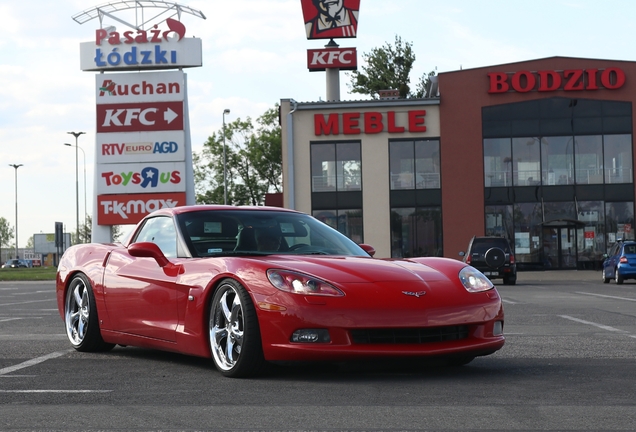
[460,236,517,285]
[602,240,636,284]
[57,205,505,378]
[2,259,27,268]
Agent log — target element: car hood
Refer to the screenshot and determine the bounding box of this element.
[253,255,455,285]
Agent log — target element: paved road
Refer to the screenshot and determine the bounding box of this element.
[1,271,635,431]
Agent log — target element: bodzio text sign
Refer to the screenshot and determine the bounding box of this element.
[488,67,626,93]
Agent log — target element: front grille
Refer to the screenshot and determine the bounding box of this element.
[350,325,470,344]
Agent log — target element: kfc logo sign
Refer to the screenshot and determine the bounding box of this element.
[98,192,186,225]
[488,67,626,94]
[307,48,357,71]
[97,102,183,132]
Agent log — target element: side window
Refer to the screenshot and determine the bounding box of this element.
[134,216,177,258]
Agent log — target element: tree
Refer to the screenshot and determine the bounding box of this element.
[347,35,436,99]
[0,217,14,263]
[195,105,282,206]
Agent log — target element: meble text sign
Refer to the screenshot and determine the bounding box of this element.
[97,192,187,225]
[96,130,186,164]
[96,101,183,133]
[96,161,186,195]
[96,70,185,104]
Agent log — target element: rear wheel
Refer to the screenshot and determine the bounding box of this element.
[503,275,517,285]
[64,274,114,352]
[616,269,624,284]
[209,279,265,378]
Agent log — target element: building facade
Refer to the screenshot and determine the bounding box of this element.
[281,57,635,269]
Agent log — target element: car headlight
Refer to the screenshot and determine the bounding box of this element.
[267,269,344,297]
[459,266,494,292]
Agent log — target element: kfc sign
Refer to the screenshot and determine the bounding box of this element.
[97,101,183,133]
[307,47,357,71]
[98,192,186,225]
[301,0,360,40]
[488,67,626,94]
[314,110,427,136]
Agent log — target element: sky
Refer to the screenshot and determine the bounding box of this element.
[2,0,636,248]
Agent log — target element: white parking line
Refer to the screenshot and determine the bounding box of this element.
[0,350,72,376]
[501,298,519,304]
[0,390,112,393]
[576,292,636,302]
[0,299,52,307]
[559,315,636,339]
[0,318,24,323]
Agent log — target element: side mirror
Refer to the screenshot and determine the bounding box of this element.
[358,243,376,257]
[128,242,170,267]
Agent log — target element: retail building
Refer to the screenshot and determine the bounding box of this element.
[280,57,635,269]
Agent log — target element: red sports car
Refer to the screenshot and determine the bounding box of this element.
[56,205,504,377]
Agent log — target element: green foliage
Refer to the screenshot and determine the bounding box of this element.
[195,105,282,206]
[0,217,13,245]
[347,35,436,99]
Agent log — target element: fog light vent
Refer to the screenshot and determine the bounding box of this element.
[493,321,504,336]
[291,329,331,343]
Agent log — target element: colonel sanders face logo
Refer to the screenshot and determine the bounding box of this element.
[301,0,360,40]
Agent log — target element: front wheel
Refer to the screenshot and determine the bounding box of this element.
[64,274,114,352]
[209,279,265,378]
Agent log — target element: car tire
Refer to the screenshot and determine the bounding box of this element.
[503,275,517,285]
[484,247,506,269]
[64,274,115,352]
[209,278,265,378]
[603,269,610,284]
[616,269,624,284]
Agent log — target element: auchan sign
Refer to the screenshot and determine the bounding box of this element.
[488,67,626,94]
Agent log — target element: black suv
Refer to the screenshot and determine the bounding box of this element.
[460,236,517,285]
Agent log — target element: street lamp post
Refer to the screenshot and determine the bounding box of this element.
[67,131,85,244]
[222,109,230,205]
[9,164,23,259]
[64,143,87,242]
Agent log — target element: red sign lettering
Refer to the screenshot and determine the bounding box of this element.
[488,67,626,93]
[314,110,426,136]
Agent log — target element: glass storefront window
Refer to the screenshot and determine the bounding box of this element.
[577,201,605,267]
[541,136,574,185]
[390,207,442,258]
[390,140,441,190]
[605,202,635,244]
[415,140,440,188]
[604,134,633,184]
[512,203,543,264]
[512,137,541,186]
[484,138,511,187]
[390,141,414,189]
[574,135,603,184]
[485,205,513,240]
[311,143,361,192]
[313,209,363,243]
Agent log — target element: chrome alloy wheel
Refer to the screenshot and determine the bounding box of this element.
[210,283,245,371]
[65,277,91,347]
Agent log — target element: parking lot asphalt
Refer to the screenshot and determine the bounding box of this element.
[516,269,599,282]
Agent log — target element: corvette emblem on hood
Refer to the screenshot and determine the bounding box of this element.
[402,291,427,298]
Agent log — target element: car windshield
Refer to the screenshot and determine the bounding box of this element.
[470,238,511,255]
[175,210,369,258]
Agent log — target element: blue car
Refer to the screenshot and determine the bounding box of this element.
[602,241,636,284]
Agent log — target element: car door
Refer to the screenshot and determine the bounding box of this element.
[103,216,180,342]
